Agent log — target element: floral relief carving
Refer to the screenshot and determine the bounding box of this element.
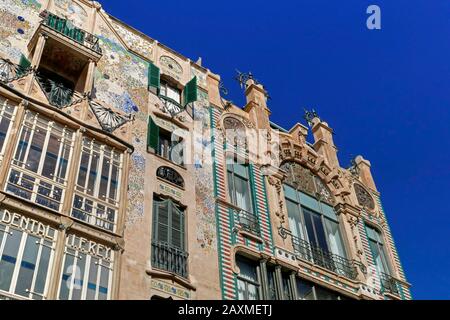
[281,162,315,196]
[281,161,335,205]
[268,176,285,224]
[354,183,375,210]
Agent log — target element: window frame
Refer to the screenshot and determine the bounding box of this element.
[236,255,262,300]
[71,136,123,233]
[6,110,75,212]
[365,224,392,276]
[57,234,114,300]
[0,98,17,164]
[159,79,183,115]
[285,185,347,259]
[152,196,186,250]
[236,255,311,301]
[226,162,255,215]
[0,219,56,300]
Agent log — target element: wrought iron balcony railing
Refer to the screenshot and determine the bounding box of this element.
[0,58,32,83]
[279,227,364,280]
[151,241,189,278]
[0,58,85,109]
[379,272,400,296]
[35,73,85,109]
[39,10,102,54]
[231,207,260,236]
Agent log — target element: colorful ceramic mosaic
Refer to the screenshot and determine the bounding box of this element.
[0,0,42,62]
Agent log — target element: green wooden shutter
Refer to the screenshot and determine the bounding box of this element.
[171,205,185,250]
[153,200,170,243]
[147,116,159,152]
[148,62,160,92]
[17,54,31,77]
[183,76,198,106]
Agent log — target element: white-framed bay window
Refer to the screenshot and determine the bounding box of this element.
[0,97,17,164]
[71,137,123,232]
[58,234,114,300]
[6,110,74,212]
[0,209,57,300]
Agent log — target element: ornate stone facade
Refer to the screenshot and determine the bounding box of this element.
[0,0,410,301]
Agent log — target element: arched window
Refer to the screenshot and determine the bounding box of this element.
[223,117,247,151]
[365,224,391,275]
[281,162,352,278]
[156,166,184,188]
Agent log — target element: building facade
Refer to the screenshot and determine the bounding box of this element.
[0,0,410,300]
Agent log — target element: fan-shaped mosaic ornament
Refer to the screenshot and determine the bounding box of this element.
[89,100,134,133]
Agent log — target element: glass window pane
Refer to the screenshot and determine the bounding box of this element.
[324,218,346,258]
[86,257,98,300]
[77,153,90,187]
[42,134,59,179]
[98,157,110,201]
[71,254,86,300]
[296,278,315,300]
[302,209,316,246]
[34,245,51,295]
[26,129,45,172]
[247,283,259,300]
[266,267,277,300]
[234,175,252,213]
[0,229,22,292]
[236,257,258,282]
[59,253,74,300]
[167,85,180,103]
[315,285,340,300]
[312,212,328,251]
[237,279,246,300]
[109,165,119,201]
[0,116,11,153]
[14,235,39,297]
[98,264,110,300]
[87,153,99,196]
[14,127,31,164]
[286,199,304,240]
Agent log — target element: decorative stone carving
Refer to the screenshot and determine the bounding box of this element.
[159,55,183,75]
[347,216,364,257]
[281,161,334,205]
[354,183,375,210]
[281,162,315,195]
[222,116,247,149]
[314,176,333,204]
[268,176,285,224]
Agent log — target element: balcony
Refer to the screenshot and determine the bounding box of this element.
[151,241,188,278]
[279,227,364,280]
[234,208,260,236]
[39,10,102,55]
[380,272,400,296]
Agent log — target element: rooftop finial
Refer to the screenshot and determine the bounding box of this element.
[303,108,319,127]
[235,70,259,90]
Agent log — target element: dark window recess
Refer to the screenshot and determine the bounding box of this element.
[156,166,184,188]
[35,68,75,108]
[146,117,184,166]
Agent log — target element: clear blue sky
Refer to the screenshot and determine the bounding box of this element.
[103,0,450,299]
